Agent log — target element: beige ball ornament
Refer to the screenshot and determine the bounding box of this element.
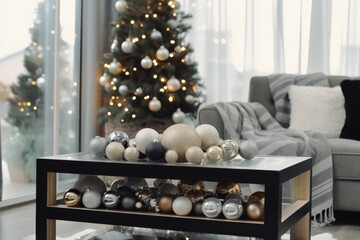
[185,146,204,164]
[165,150,178,163]
[135,128,160,154]
[195,124,220,150]
[161,124,201,161]
[105,142,125,161]
[124,146,139,162]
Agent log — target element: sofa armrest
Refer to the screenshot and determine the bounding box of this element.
[198,104,225,139]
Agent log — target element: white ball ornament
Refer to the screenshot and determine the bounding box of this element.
[83,189,102,209]
[121,38,134,54]
[184,54,193,65]
[239,140,258,160]
[105,83,112,93]
[115,0,127,12]
[148,97,161,112]
[141,56,153,69]
[135,87,143,95]
[172,108,185,123]
[172,196,192,216]
[124,146,140,162]
[165,150,178,163]
[185,146,204,164]
[36,76,46,89]
[134,128,160,154]
[185,95,195,104]
[167,19,180,29]
[118,84,129,96]
[105,142,125,161]
[99,73,110,86]
[109,60,122,75]
[150,29,162,41]
[174,45,181,53]
[195,124,220,150]
[166,76,181,92]
[156,46,169,61]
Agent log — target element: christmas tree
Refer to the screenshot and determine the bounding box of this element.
[97,0,204,125]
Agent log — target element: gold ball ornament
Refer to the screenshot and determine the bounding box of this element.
[63,188,82,207]
[165,150,178,163]
[219,140,239,161]
[206,146,223,163]
[239,140,258,160]
[158,194,176,213]
[195,124,220,150]
[216,182,241,196]
[161,124,201,161]
[135,128,160,154]
[105,142,125,160]
[185,146,204,164]
[124,146,139,162]
[177,180,205,194]
[246,201,264,221]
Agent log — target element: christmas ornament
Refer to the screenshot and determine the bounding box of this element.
[185,95,195,104]
[195,124,220,150]
[112,77,120,85]
[140,56,153,69]
[174,45,181,53]
[135,128,160,154]
[148,97,162,112]
[158,194,176,213]
[171,0,181,11]
[121,195,136,210]
[216,182,241,197]
[73,175,107,194]
[165,150,178,163]
[202,197,222,218]
[153,178,172,188]
[172,108,185,123]
[102,190,121,209]
[166,76,181,92]
[135,87,143,95]
[108,131,129,147]
[157,183,180,197]
[156,45,169,61]
[117,186,135,198]
[135,201,143,209]
[177,180,205,194]
[111,37,120,53]
[184,54,193,65]
[172,196,192,216]
[124,146,139,162]
[110,178,128,191]
[105,142,125,160]
[63,188,82,207]
[115,0,128,12]
[105,83,112,92]
[224,193,246,203]
[82,189,102,209]
[119,84,129,96]
[121,38,134,54]
[128,138,136,147]
[99,73,110,86]
[109,59,122,75]
[222,199,243,220]
[193,200,204,215]
[161,124,201,161]
[246,201,264,220]
[185,146,204,164]
[136,188,153,204]
[219,140,239,161]
[167,19,180,29]
[145,141,165,161]
[36,76,46,88]
[126,177,148,192]
[206,146,223,163]
[239,140,258,160]
[150,28,162,41]
[184,189,204,202]
[89,136,108,157]
[248,191,265,205]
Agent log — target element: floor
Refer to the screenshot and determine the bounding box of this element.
[1,201,360,240]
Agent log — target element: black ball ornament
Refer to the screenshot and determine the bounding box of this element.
[145,142,165,161]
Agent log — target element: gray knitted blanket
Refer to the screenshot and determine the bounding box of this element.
[213,101,335,227]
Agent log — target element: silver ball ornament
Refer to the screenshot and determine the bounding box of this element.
[108,131,129,147]
[150,29,162,41]
[222,199,243,220]
[124,146,139,162]
[239,140,258,160]
[167,19,180,29]
[119,84,129,96]
[36,77,46,88]
[121,38,134,54]
[202,197,222,218]
[156,46,169,61]
[102,190,121,209]
[109,60,122,75]
[89,136,108,157]
[172,108,185,123]
[166,76,181,92]
[148,97,161,112]
[115,0,127,12]
[185,95,195,104]
[99,73,110,86]
[165,150,178,163]
[219,140,239,161]
[111,38,120,53]
[105,142,125,161]
[141,56,153,69]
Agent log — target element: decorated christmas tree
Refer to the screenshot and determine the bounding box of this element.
[97,0,204,125]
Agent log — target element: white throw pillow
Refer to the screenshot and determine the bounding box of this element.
[288,85,345,138]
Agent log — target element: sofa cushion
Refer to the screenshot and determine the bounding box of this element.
[328,138,360,180]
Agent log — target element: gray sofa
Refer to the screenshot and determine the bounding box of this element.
[198,76,360,212]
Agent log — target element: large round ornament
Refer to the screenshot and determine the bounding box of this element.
[82,189,102,209]
[171,0,181,11]
[202,197,222,218]
[177,180,205,194]
[206,146,223,163]
[110,177,128,191]
[115,0,127,12]
[156,45,169,61]
[135,128,160,154]
[167,19,180,29]
[110,38,120,53]
[124,146,139,162]
[195,124,220,150]
[185,146,204,164]
[105,142,125,160]
[121,195,136,210]
[161,124,201,161]
[166,76,181,92]
[136,188,153,204]
[239,140,258,160]
[184,189,204,202]
[157,183,180,197]
[172,108,185,124]
[150,29,162,41]
[126,177,148,192]
[36,76,46,89]
[148,97,162,112]
[145,141,165,161]
[102,190,121,209]
[119,84,129,96]
[108,131,129,147]
[158,194,176,213]
[105,82,112,93]
[109,60,122,75]
[165,150,178,163]
[172,196,192,216]
[89,136,107,157]
[121,38,134,54]
[73,175,107,195]
[99,73,110,86]
[216,182,241,197]
[117,186,135,198]
[246,201,264,220]
[224,193,246,203]
[219,140,239,161]
[222,199,243,220]
[153,178,172,188]
[140,56,153,69]
[63,188,82,207]
[185,95,195,104]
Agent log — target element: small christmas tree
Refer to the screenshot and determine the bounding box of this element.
[97,0,204,125]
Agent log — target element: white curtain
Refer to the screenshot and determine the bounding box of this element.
[180,0,360,103]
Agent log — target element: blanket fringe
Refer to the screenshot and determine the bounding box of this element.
[311,206,336,227]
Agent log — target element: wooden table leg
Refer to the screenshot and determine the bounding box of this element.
[47,172,57,240]
[290,170,311,240]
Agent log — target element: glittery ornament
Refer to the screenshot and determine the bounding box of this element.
[153,178,172,188]
[184,189,204,202]
[185,146,204,164]
[136,188,154,204]
[177,180,205,194]
[105,142,125,160]
[89,136,108,157]
[216,182,241,197]
[196,124,220,150]
[248,191,265,205]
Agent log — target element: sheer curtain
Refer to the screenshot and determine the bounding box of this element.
[180,0,360,103]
